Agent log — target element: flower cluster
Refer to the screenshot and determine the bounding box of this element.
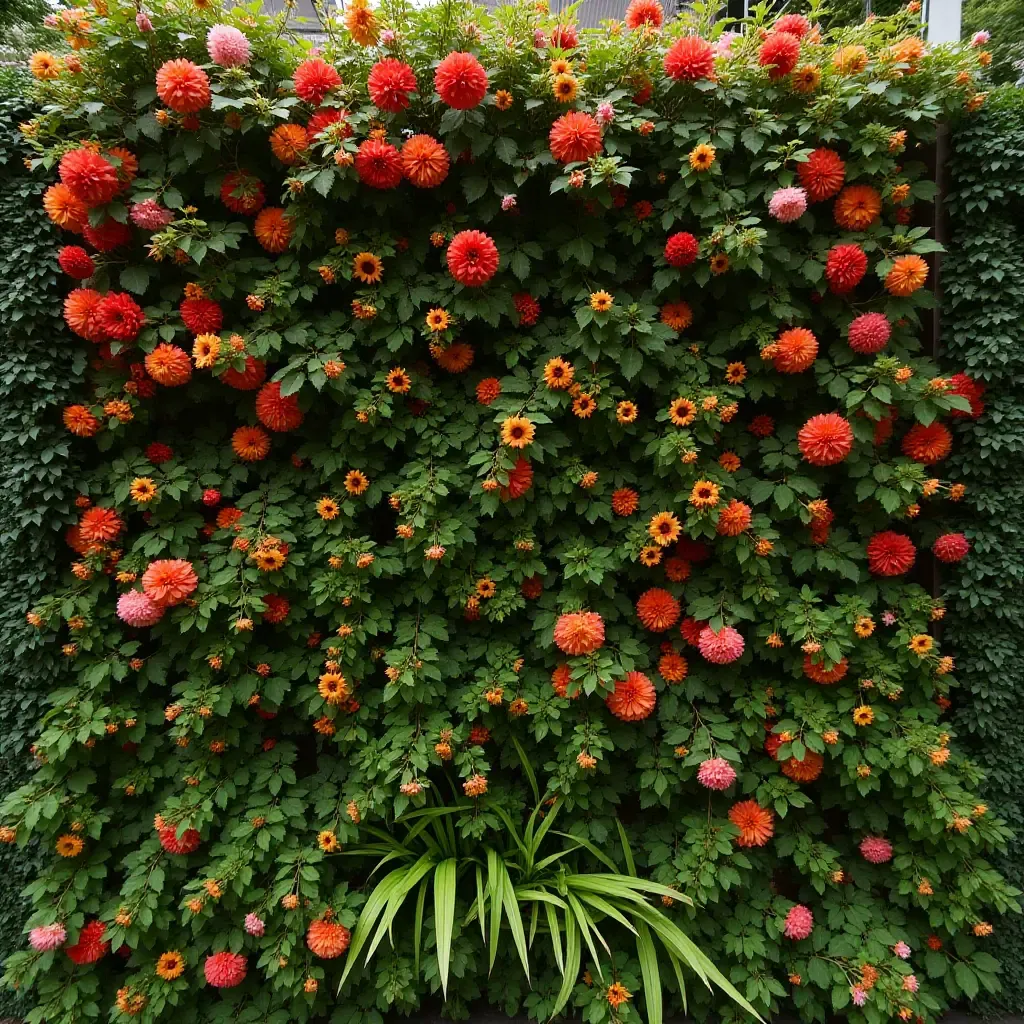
[5,0,1014,1021]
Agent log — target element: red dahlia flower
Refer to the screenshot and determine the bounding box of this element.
[221,356,267,391]
[158,824,201,854]
[97,291,145,342]
[933,532,970,563]
[401,135,449,188]
[663,35,714,81]
[866,531,916,576]
[83,219,133,252]
[625,0,664,29]
[606,671,657,721]
[155,59,211,113]
[66,921,110,965]
[368,58,417,112]
[901,421,952,464]
[825,243,868,293]
[57,245,95,279]
[798,413,854,465]
[447,230,499,287]
[553,611,605,654]
[64,288,106,341]
[355,138,403,189]
[550,23,578,48]
[797,148,846,202]
[774,12,811,37]
[636,588,681,631]
[255,381,304,432]
[759,32,801,78]
[434,51,488,109]
[59,148,120,206]
[220,171,265,215]
[500,457,533,500]
[664,231,699,267]
[293,58,341,105]
[180,297,223,335]
[549,111,603,164]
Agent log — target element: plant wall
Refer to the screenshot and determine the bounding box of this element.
[0,1,1018,1023]
[943,84,1024,1015]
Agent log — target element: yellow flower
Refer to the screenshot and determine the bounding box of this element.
[317,497,340,520]
[29,52,62,80]
[589,291,613,312]
[494,89,513,110]
[386,367,412,393]
[56,833,84,857]
[501,416,535,448]
[689,143,716,172]
[852,705,874,726]
[648,511,681,547]
[192,333,221,368]
[155,951,185,980]
[426,308,450,332]
[616,400,638,424]
[543,357,574,390]
[345,470,369,495]
[668,397,697,427]
[909,634,933,656]
[129,477,158,503]
[553,74,578,103]
[689,480,720,509]
[317,829,339,852]
[353,252,383,284]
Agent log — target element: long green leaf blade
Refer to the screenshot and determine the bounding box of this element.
[543,900,564,975]
[434,859,457,998]
[338,867,408,991]
[511,734,540,805]
[413,877,428,978]
[501,864,531,982]
[636,922,662,1024]
[550,911,580,1019]
[487,847,503,973]
[475,865,487,944]
[565,891,607,980]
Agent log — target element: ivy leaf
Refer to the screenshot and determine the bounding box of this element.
[119,265,152,295]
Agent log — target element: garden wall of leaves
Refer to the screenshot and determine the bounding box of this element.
[944,85,1024,1014]
[0,88,83,1018]
[0,2,1021,1023]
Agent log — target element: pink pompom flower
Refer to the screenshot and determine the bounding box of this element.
[204,951,247,988]
[859,835,893,863]
[117,590,164,627]
[136,11,153,31]
[714,31,739,57]
[244,913,265,937]
[29,923,67,951]
[893,941,911,960]
[768,185,807,223]
[130,199,174,231]
[698,625,745,664]
[971,30,990,46]
[696,757,737,790]
[903,974,919,993]
[596,102,616,124]
[783,904,813,940]
[851,985,868,1007]
[848,312,891,354]
[501,194,517,211]
[207,24,251,67]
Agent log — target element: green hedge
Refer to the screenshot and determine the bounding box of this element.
[945,86,1024,1012]
[0,92,82,1016]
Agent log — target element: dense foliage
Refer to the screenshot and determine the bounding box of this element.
[943,84,1024,1013]
[1,0,1018,1022]
[0,89,84,1019]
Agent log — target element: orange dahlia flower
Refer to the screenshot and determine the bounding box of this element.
[773,327,818,373]
[606,671,657,721]
[834,185,882,231]
[254,207,293,254]
[400,134,450,188]
[728,800,774,847]
[635,588,681,632]
[553,611,605,655]
[144,344,192,387]
[269,124,308,166]
[141,559,198,607]
[43,183,88,232]
[306,919,350,959]
[155,59,210,113]
[232,425,271,461]
[885,255,928,297]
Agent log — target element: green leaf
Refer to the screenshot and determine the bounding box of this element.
[434,858,457,997]
[119,265,152,295]
[637,922,663,1024]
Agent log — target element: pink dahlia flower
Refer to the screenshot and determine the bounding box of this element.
[768,186,807,223]
[130,199,174,231]
[501,194,517,211]
[714,31,739,57]
[698,625,745,664]
[848,311,891,354]
[117,590,164,628]
[204,951,247,988]
[207,24,251,67]
[882,610,897,626]
[851,985,868,1007]
[903,974,919,993]
[244,913,265,937]
[971,30,990,46]
[29,923,67,951]
[596,102,616,124]
[893,941,911,960]
[696,757,736,790]
[136,11,153,31]
[859,835,893,863]
[783,904,813,940]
